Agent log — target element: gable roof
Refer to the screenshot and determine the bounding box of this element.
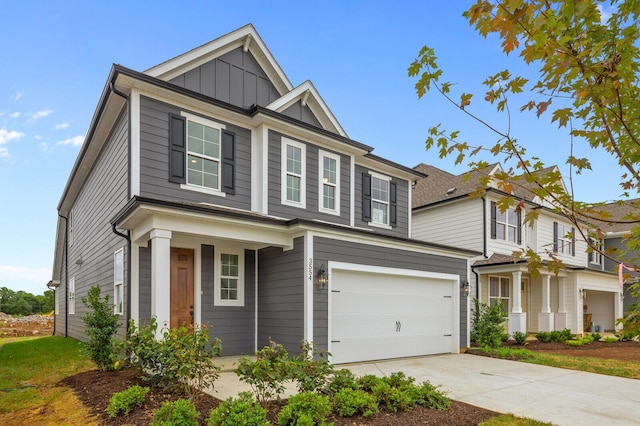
[587,198,640,234]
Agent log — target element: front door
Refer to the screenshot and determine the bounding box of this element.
[170,248,194,329]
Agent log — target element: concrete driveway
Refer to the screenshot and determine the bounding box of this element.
[211,353,640,425]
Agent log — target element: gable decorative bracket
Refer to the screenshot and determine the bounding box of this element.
[243,34,252,52]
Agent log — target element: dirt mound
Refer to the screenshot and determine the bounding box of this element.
[0,313,54,337]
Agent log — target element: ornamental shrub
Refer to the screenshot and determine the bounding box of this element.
[512,331,527,345]
[151,399,200,426]
[472,299,506,348]
[322,369,358,396]
[105,385,149,417]
[207,392,270,426]
[277,392,332,426]
[236,338,292,404]
[291,341,334,393]
[82,285,121,371]
[333,388,378,417]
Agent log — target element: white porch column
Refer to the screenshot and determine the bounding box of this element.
[555,277,567,330]
[615,292,624,331]
[508,271,527,336]
[150,229,171,338]
[538,274,555,331]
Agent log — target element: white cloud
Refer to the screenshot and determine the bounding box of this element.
[38,142,50,152]
[0,128,24,145]
[597,5,612,23]
[13,92,23,102]
[55,121,70,130]
[9,112,20,119]
[55,134,84,147]
[29,109,53,121]
[0,146,10,160]
[0,265,51,295]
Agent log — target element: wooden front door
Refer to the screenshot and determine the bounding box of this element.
[170,248,194,329]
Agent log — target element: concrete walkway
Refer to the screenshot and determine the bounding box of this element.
[209,354,640,426]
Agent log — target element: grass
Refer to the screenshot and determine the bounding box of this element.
[480,413,555,425]
[0,336,97,425]
[475,346,640,379]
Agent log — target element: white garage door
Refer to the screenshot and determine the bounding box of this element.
[330,265,458,364]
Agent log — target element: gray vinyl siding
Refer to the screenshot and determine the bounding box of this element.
[169,47,280,108]
[257,237,305,355]
[313,237,469,349]
[354,165,409,238]
[605,237,640,312]
[201,245,256,355]
[62,113,130,341]
[282,100,323,128]
[139,96,251,209]
[267,130,350,225]
[139,245,151,322]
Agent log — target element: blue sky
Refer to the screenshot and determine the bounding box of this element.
[0,1,621,295]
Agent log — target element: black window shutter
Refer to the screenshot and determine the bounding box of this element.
[553,222,558,252]
[168,114,186,184]
[490,201,497,239]
[571,227,576,256]
[517,211,522,244]
[221,130,236,195]
[362,173,371,222]
[389,181,397,227]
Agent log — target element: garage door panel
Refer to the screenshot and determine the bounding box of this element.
[330,267,456,364]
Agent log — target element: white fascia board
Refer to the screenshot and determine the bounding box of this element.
[51,216,66,281]
[356,157,421,182]
[266,81,347,137]
[144,24,293,95]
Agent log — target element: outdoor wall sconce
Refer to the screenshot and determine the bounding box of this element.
[75,256,84,267]
[317,264,328,290]
[461,280,470,297]
[579,288,587,299]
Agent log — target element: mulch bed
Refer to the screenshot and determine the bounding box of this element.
[498,338,640,362]
[61,368,498,425]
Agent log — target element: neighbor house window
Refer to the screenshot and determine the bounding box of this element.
[319,150,340,215]
[489,276,510,314]
[490,201,521,243]
[281,138,306,208]
[186,117,222,191]
[214,247,244,307]
[554,222,575,255]
[588,238,603,264]
[69,277,75,315]
[114,248,124,315]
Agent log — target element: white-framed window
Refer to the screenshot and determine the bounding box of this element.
[318,150,340,215]
[281,137,306,208]
[68,277,75,315]
[489,276,510,314]
[589,238,603,264]
[114,248,124,315]
[214,245,245,307]
[496,208,518,242]
[371,173,390,226]
[183,112,225,192]
[555,222,575,255]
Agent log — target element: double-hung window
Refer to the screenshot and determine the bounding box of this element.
[69,277,75,315]
[371,175,389,225]
[318,150,340,215]
[114,248,124,315]
[186,117,222,191]
[281,138,306,208]
[554,222,575,255]
[362,171,397,228]
[588,238,603,264]
[489,276,510,314]
[214,246,244,307]
[490,201,521,244]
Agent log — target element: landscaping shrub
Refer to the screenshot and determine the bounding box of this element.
[277,392,332,426]
[471,299,506,348]
[151,399,200,426]
[105,385,149,417]
[357,374,385,392]
[616,309,640,340]
[591,332,602,341]
[82,285,120,371]
[372,382,414,412]
[322,369,358,396]
[207,392,270,426]
[291,341,334,393]
[333,388,379,417]
[512,331,527,345]
[535,329,572,343]
[236,338,292,404]
[603,336,620,343]
[413,381,451,410]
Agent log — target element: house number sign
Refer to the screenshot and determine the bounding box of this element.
[308,258,313,282]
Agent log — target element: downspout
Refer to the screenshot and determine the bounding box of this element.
[472,267,480,300]
[109,81,133,329]
[59,213,69,338]
[481,195,488,259]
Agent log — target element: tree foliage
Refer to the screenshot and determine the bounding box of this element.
[0,287,54,315]
[409,0,640,283]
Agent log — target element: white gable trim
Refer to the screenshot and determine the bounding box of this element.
[266,81,347,137]
[144,24,293,95]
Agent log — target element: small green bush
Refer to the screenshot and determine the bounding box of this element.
[333,388,379,417]
[535,329,572,343]
[567,334,595,347]
[591,332,602,341]
[207,392,270,426]
[512,331,527,345]
[106,385,150,417]
[291,341,334,393]
[323,369,358,396]
[472,299,507,349]
[616,309,640,340]
[82,285,121,371]
[383,371,415,388]
[411,381,451,410]
[357,374,385,392]
[372,382,414,412]
[151,398,200,426]
[236,339,292,404]
[603,336,620,343]
[277,392,332,426]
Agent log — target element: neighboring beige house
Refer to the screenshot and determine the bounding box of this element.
[412,163,622,340]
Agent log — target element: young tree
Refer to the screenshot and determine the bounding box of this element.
[409,1,640,287]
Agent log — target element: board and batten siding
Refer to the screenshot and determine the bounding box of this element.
[60,113,130,340]
[281,100,322,128]
[412,199,484,252]
[138,245,152,323]
[257,237,305,355]
[267,130,351,225]
[313,237,469,350]
[201,245,256,355]
[353,165,409,238]
[169,47,280,109]
[138,96,252,210]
